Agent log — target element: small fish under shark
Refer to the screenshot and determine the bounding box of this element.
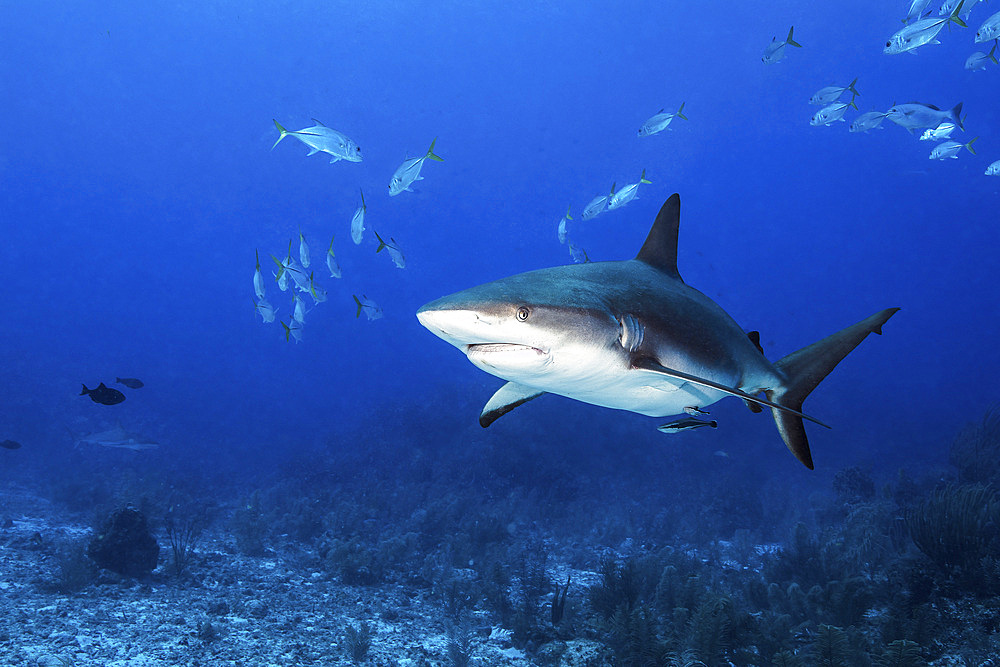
[657,418,718,434]
[417,194,899,469]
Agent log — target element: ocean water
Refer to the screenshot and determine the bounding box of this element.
[2,1,1000,664]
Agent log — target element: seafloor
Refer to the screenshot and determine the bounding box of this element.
[2,406,1000,666]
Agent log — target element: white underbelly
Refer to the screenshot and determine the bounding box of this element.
[547,370,731,418]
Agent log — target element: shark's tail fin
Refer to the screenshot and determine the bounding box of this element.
[765,308,899,469]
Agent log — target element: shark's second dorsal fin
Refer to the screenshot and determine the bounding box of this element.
[636,194,682,281]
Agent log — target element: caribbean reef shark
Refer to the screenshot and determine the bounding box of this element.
[416,194,898,469]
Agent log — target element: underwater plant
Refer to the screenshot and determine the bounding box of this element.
[231,490,267,556]
[810,624,850,667]
[606,604,671,666]
[49,543,98,594]
[164,505,207,576]
[588,556,644,620]
[343,622,373,663]
[832,466,877,505]
[446,621,473,667]
[949,404,1000,485]
[906,484,1000,574]
[874,639,927,667]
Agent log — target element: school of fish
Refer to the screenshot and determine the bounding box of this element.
[257,123,443,340]
[255,3,997,343]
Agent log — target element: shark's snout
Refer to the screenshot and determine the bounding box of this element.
[416,304,486,347]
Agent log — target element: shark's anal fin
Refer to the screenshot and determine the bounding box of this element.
[631,357,831,429]
[636,194,682,281]
[480,382,546,427]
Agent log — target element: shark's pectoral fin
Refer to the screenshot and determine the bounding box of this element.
[480,382,545,427]
[631,357,830,428]
[306,148,319,155]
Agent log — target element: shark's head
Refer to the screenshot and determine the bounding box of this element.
[416,268,622,386]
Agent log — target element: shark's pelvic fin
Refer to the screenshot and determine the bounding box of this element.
[631,357,831,428]
[766,307,900,470]
[636,193,682,281]
[480,382,546,427]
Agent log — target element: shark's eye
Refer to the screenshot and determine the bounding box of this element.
[516,307,530,321]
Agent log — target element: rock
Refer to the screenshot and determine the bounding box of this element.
[87,507,159,577]
[246,599,269,618]
[206,599,230,616]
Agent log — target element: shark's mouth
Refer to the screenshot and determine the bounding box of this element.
[467,343,545,356]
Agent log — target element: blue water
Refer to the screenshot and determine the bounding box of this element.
[2,1,998,516]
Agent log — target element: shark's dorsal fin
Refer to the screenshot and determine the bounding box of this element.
[480,382,545,427]
[636,194,682,281]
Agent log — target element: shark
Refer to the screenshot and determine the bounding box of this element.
[416,194,899,469]
[70,423,160,451]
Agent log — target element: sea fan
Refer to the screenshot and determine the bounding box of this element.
[874,640,927,667]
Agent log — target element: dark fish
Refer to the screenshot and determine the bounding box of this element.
[116,377,144,389]
[0,440,21,450]
[80,383,126,406]
[656,418,719,434]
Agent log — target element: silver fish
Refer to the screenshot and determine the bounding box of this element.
[965,42,998,69]
[929,136,977,159]
[568,241,589,264]
[608,170,651,211]
[809,78,859,106]
[810,100,858,126]
[884,3,966,54]
[374,230,406,269]
[906,0,934,23]
[280,317,303,343]
[886,102,963,133]
[638,103,688,136]
[326,235,342,278]
[975,9,1000,41]
[582,183,615,220]
[353,294,383,321]
[272,119,362,163]
[389,138,443,196]
[292,291,307,324]
[985,159,1000,175]
[920,121,957,141]
[308,273,327,304]
[762,26,802,64]
[850,111,889,133]
[657,418,719,434]
[683,406,710,416]
[253,297,277,323]
[351,189,366,245]
[299,232,310,268]
[960,0,983,19]
[557,205,572,244]
[253,249,266,299]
